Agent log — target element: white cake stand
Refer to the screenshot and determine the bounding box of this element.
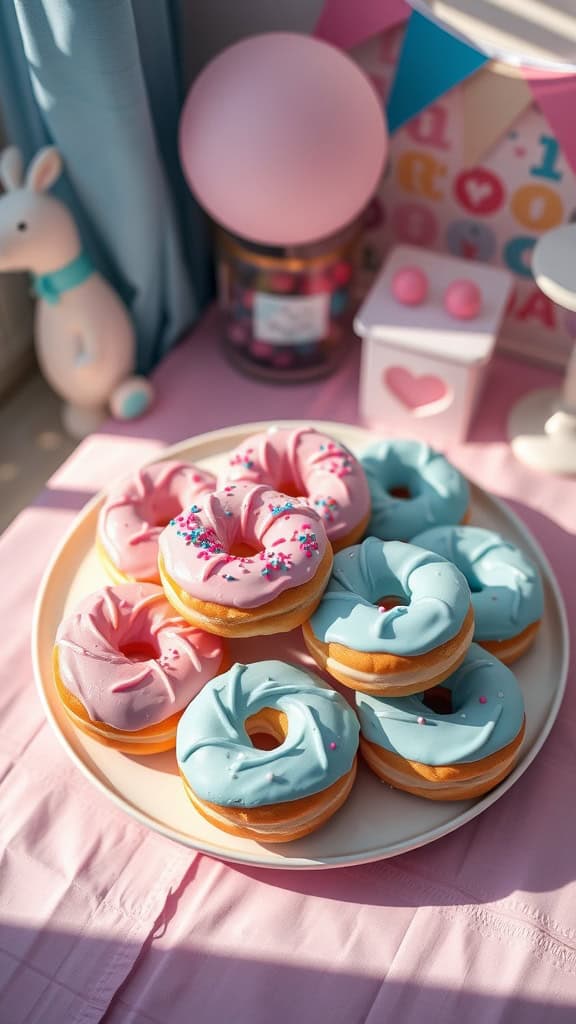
[508,225,576,475]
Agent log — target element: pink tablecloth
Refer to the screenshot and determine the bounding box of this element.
[1,309,575,1024]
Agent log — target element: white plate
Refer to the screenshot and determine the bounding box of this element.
[32,422,569,869]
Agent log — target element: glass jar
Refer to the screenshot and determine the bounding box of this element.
[217,224,359,382]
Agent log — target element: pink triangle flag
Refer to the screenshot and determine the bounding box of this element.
[315,0,409,51]
[524,70,576,176]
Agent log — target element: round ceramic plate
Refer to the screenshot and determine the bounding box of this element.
[33,422,569,869]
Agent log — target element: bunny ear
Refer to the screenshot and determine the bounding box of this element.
[0,147,24,191]
[25,146,63,193]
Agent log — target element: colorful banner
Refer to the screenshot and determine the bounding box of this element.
[524,71,576,177]
[352,26,574,370]
[386,11,488,133]
[315,0,409,52]
[460,65,532,167]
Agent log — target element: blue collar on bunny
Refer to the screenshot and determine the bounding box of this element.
[33,251,95,305]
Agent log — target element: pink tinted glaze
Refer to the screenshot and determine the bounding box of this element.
[98,460,216,582]
[217,427,370,545]
[159,482,329,609]
[55,583,224,731]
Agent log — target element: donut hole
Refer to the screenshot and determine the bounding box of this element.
[277,480,304,499]
[229,540,264,558]
[376,594,409,612]
[385,465,422,501]
[152,514,174,528]
[467,575,484,594]
[145,498,184,529]
[120,640,158,662]
[245,708,288,751]
[422,685,453,716]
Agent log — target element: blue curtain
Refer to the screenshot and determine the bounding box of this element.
[0,0,211,373]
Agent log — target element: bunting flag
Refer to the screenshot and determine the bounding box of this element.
[386,11,489,133]
[524,70,576,176]
[315,0,409,52]
[460,63,532,167]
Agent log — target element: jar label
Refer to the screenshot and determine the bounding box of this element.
[253,292,329,344]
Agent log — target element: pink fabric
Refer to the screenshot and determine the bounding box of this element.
[1,307,576,1023]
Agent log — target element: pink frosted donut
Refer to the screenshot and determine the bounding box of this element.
[54,583,226,753]
[217,427,371,550]
[158,481,333,637]
[97,460,216,584]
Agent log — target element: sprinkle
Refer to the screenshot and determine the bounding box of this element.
[270,501,294,516]
[266,771,275,782]
[460,713,467,719]
[298,528,319,559]
[378,606,386,613]
[479,696,487,704]
[349,552,355,558]
[329,741,337,750]
[225,510,233,516]
[498,691,504,698]
[417,716,426,725]
[223,574,238,582]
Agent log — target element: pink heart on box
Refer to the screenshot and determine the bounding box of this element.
[384,367,451,415]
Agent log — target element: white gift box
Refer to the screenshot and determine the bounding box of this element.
[355,245,513,444]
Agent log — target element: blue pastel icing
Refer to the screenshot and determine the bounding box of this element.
[412,526,544,641]
[356,644,525,766]
[309,537,470,655]
[176,661,359,808]
[360,439,470,540]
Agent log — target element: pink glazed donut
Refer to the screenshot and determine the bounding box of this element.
[218,426,371,550]
[158,481,333,637]
[53,583,227,754]
[97,460,216,584]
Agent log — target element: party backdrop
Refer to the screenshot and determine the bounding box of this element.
[352,25,575,369]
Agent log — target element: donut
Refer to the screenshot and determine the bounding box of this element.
[158,482,333,638]
[303,537,473,696]
[356,644,526,800]
[217,426,371,551]
[54,583,226,754]
[97,460,216,584]
[412,526,543,664]
[176,660,360,842]
[359,439,470,540]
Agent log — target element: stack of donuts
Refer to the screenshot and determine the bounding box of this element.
[53,428,543,843]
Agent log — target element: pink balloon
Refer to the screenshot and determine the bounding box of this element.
[179,33,388,246]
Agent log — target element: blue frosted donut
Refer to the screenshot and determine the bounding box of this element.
[360,439,470,541]
[303,537,473,696]
[356,643,526,800]
[412,526,543,663]
[176,660,359,842]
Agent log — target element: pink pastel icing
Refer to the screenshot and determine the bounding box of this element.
[217,427,371,545]
[159,482,329,609]
[55,583,224,731]
[98,460,216,583]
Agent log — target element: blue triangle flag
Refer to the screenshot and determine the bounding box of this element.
[386,11,488,133]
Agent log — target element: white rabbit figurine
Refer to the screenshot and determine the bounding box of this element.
[0,145,153,438]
